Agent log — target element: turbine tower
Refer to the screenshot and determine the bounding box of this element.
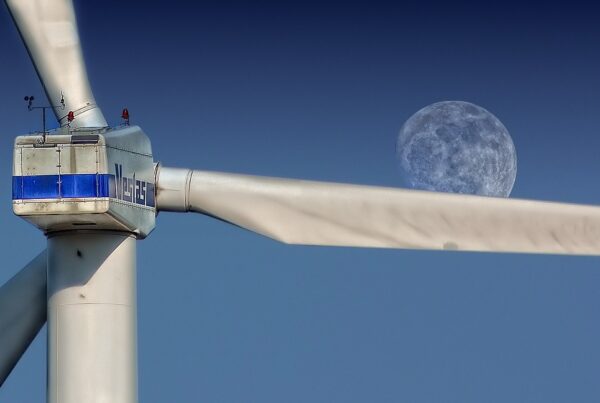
[2,1,600,402]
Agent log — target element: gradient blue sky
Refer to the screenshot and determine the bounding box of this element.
[2,1,600,402]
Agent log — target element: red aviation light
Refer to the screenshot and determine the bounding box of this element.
[67,111,75,122]
[121,108,130,125]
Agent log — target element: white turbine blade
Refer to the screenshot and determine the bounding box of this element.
[156,167,600,255]
[5,0,107,128]
[0,251,47,387]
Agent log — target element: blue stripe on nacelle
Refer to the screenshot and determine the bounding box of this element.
[13,174,108,200]
[12,174,155,208]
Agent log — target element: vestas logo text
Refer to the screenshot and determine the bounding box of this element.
[113,164,156,208]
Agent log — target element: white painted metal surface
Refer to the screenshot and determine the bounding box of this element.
[156,167,600,255]
[0,251,47,387]
[4,0,107,128]
[13,126,156,237]
[47,233,137,403]
[103,126,156,237]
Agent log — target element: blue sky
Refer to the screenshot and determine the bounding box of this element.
[2,1,600,402]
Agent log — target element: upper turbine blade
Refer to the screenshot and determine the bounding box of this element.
[5,0,107,128]
[0,251,47,387]
[156,167,600,255]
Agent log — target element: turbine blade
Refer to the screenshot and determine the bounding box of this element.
[0,251,47,388]
[156,167,600,255]
[5,0,107,128]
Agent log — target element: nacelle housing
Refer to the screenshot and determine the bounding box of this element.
[12,125,156,238]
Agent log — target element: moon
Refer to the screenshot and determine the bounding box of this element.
[396,101,517,197]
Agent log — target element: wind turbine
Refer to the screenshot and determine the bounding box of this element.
[1,1,600,403]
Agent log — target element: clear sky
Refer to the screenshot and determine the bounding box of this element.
[2,1,600,402]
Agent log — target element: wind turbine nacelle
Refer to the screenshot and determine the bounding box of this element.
[12,126,156,238]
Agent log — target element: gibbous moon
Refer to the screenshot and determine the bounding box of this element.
[396,101,517,197]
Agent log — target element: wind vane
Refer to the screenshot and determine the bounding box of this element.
[23,92,65,143]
